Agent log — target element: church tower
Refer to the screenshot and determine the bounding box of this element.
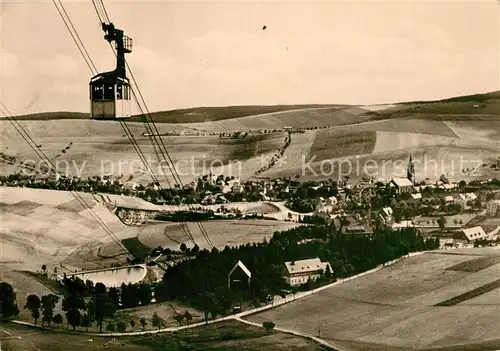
[407,154,415,184]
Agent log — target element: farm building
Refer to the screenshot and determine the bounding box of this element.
[488,226,500,240]
[456,193,477,206]
[486,200,500,216]
[283,258,332,287]
[379,207,393,224]
[444,195,454,203]
[334,216,373,236]
[228,260,251,290]
[123,181,139,190]
[411,192,422,200]
[461,226,489,243]
[440,237,468,249]
[201,194,216,205]
[231,182,244,194]
[440,183,457,190]
[344,224,373,236]
[391,220,414,230]
[318,205,334,214]
[325,196,338,206]
[390,177,414,194]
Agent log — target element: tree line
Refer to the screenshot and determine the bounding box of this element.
[1,226,439,330]
[1,278,198,332]
[154,224,439,317]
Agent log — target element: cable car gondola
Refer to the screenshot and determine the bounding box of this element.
[90,23,132,120]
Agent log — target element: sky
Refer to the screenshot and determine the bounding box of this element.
[0,0,499,115]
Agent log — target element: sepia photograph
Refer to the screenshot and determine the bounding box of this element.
[0,0,499,350]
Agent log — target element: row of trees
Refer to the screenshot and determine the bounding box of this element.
[54,278,155,331]
[0,281,192,333]
[24,293,60,327]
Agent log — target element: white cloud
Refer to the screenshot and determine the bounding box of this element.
[1,52,20,78]
[37,54,80,78]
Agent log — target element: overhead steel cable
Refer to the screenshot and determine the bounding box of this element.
[52,0,97,74]
[120,57,214,247]
[93,0,110,23]
[91,0,206,246]
[122,76,197,244]
[90,0,213,248]
[56,0,197,245]
[91,0,213,247]
[124,61,215,248]
[118,120,161,184]
[48,1,144,259]
[0,102,133,261]
[54,0,162,187]
[91,0,104,24]
[88,1,162,185]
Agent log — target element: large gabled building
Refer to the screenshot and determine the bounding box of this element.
[227,260,251,290]
[283,258,332,287]
[390,177,414,194]
[462,226,489,243]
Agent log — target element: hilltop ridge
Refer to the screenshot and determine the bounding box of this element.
[7,90,500,124]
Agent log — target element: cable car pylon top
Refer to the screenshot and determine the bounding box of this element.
[101,22,132,79]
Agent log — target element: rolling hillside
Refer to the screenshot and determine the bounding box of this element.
[176,106,372,132]
[406,90,500,104]
[0,187,299,270]
[2,118,498,184]
[7,111,90,120]
[0,120,285,184]
[2,90,499,185]
[130,104,344,123]
[257,117,500,182]
[9,90,500,124]
[10,104,342,123]
[247,250,500,350]
[367,91,500,120]
[0,187,125,269]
